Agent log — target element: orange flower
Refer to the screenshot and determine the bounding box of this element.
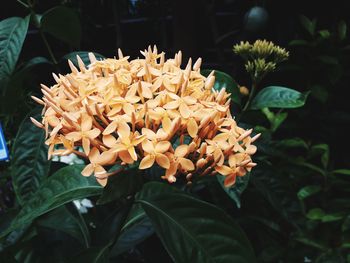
[31,46,259,186]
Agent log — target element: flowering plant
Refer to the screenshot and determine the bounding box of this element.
[31,47,259,187]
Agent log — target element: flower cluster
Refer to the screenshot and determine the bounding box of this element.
[31,47,259,186]
[233,39,289,83]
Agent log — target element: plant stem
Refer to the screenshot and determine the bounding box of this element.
[242,82,256,112]
[39,29,58,64]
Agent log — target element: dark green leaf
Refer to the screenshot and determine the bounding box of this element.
[311,144,329,168]
[63,51,105,67]
[11,108,51,205]
[36,206,90,247]
[97,167,143,205]
[217,173,250,208]
[275,138,308,149]
[316,55,339,65]
[1,165,102,238]
[0,16,29,90]
[41,6,81,47]
[321,213,343,222]
[201,69,241,105]
[338,20,347,40]
[66,246,109,263]
[332,169,350,176]
[310,85,328,103]
[299,15,317,36]
[250,86,309,109]
[297,185,321,200]
[318,30,331,39]
[288,39,312,46]
[261,108,288,132]
[111,182,178,256]
[294,237,327,251]
[306,208,325,220]
[138,190,256,263]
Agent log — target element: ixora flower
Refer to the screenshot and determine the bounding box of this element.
[31,46,260,187]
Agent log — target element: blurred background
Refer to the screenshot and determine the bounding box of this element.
[1,0,350,262]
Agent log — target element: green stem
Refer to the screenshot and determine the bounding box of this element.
[16,0,29,8]
[242,82,257,112]
[39,29,58,64]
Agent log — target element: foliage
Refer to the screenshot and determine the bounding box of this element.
[0,2,349,263]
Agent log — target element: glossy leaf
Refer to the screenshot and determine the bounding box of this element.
[297,185,321,200]
[111,182,178,256]
[332,169,350,176]
[250,86,309,109]
[41,6,81,47]
[11,108,51,205]
[0,16,29,89]
[36,206,90,247]
[201,69,241,105]
[217,173,250,208]
[63,51,105,67]
[97,166,142,205]
[299,15,317,36]
[306,208,325,220]
[338,20,347,40]
[138,190,256,263]
[1,165,102,238]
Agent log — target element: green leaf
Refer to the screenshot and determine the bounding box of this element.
[11,108,51,205]
[111,182,179,256]
[36,206,90,247]
[250,86,309,109]
[294,237,327,251]
[306,208,325,220]
[201,69,241,105]
[275,138,308,149]
[217,173,250,208]
[321,213,343,222]
[318,30,331,39]
[299,15,317,36]
[41,6,81,47]
[261,108,288,132]
[63,51,105,67]
[311,144,329,168]
[1,165,102,238]
[316,55,338,65]
[66,246,109,263]
[138,190,256,263]
[338,20,347,40]
[297,185,321,200]
[0,16,29,90]
[310,84,328,103]
[288,39,312,46]
[97,166,143,205]
[332,169,350,176]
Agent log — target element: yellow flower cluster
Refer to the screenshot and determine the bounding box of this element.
[31,46,259,186]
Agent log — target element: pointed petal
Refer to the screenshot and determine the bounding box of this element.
[214,165,232,176]
[156,153,170,169]
[102,135,117,148]
[86,128,101,139]
[139,154,155,169]
[175,145,188,157]
[187,118,198,138]
[81,164,94,177]
[179,102,191,119]
[128,146,138,161]
[117,122,131,140]
[142,140,154,153]
[81,114,93,131]
[119,150,134,164]
[82,137,90,155]
[179,158,195,171]
[224,174,236,187]
[66,132,82,141]
[163,100,180,110]
[103,121,118,135]
[155,141,171,153]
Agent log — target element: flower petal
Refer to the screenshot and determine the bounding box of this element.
[128,146,138,161]
[175,145,188,157]
[156,153,170,169]
[142,140,155,153]
[117,121,130,140]
[103,121,118,135]
[81,114,92,131]
[119,150,134,164]
[103,134,117,148]
[187,118,198,138]
[155,141,171,153]
[179,158,195,171]
[139,154,155,169]
[163,100,180,110]
[214,165,232,176]
[224,174,236,187]
[86,128,101,139]
[179,102,191,119]
[82,137,90,155]
[81,163,94,177]
[66,132,82,142]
